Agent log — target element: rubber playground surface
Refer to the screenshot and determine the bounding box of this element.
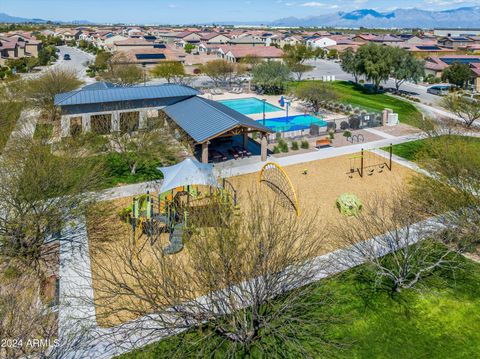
[87,153,417,327]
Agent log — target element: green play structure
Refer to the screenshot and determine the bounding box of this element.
[122,158,238,256]
[336,193,363,216]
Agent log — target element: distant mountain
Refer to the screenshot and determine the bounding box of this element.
[270,7,480,28]
[0,12,95,25]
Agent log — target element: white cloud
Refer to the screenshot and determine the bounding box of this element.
[300,2,325,7]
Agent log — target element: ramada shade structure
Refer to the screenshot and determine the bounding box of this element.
[54,83,272,163]
[158,158,219,194]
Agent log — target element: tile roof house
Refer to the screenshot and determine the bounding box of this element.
[425,55,480,91]
[217,45,284,63]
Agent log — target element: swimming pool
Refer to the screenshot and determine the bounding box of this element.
[260,114,328,132]
[219,97,282,115]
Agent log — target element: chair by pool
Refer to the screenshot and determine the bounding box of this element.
[219,98,282,115]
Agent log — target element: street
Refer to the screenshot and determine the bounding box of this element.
[54,45,95,82]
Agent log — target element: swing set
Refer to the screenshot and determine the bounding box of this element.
[348,144,393,178]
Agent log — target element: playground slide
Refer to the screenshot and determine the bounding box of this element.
[163,222,184,255]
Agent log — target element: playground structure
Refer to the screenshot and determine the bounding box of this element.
[349,144,393,178]
[123,158,238,255]
[336,193,363,216]
[259,162,300,217]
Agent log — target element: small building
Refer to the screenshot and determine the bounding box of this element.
[54,83,272,162]
[424,55,480,91]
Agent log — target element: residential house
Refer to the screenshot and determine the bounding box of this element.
[217,45,283,63]
[438,36,474,50]
[425,55,480,91]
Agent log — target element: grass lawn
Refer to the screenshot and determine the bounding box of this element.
[288,81,422,128]
[0,102,23,153]
[118,256,480,359]
[390,136,480,162]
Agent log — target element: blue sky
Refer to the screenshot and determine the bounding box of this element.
[2,0,480,24]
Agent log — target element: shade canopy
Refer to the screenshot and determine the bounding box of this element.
[158,158,219,194]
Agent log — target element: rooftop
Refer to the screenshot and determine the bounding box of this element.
[163,96,272,143]
[54,83,199,106]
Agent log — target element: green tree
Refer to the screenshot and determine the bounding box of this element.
[294,81,338,113]
[239,54,262,70]
[340,47,361,84]
[101,52,144,86]
[37,45,58,66]
[282,44,315,80]
[282,44,314,66]
[94,50,112,71]
[252,61,291,94]
[356,43,394,91]
[390,48,425,91]
[441,62,472,88]
[184,43,196,54]
[199,59,241,87]
[150,61,186,83]
[327,49,338,59]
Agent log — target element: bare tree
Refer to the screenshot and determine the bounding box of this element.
[89,193,337,357]
[200,59,245,88]
[332,191,458,293]
[24,68,83,121]
[442,94,480,128]
[0,267,58,359]
[0,133,101,270]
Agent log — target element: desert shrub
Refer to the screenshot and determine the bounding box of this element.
[300,140,309,149]
[291,141,299,150]
[340,121,349,130]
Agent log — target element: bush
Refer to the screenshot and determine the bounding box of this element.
[193,68,201,74]
[273,146,280,154]
[348,116,361,130]
[278,139,289,153]
[340,121,349,130]
[291,141,299,150]
[343,130,352,138]
[328,131,335,140]
[301,140,309,149]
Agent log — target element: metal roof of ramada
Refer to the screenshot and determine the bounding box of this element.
[54,83,199,106]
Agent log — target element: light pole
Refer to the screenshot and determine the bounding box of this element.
[285,99,291,125]
[262,99,267,126]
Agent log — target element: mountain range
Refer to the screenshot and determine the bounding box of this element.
[270,7,480,28]
[1,6,480,28]
[0,12,94,25]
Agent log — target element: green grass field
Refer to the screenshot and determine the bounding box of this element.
[288,81,422,128]
[390,136,480,162]
[118,256,480,359]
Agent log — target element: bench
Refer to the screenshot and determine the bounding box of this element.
[316,138,331,148]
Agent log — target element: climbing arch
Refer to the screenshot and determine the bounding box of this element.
[259,162,300,217]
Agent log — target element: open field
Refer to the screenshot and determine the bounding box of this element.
[119,254,480,359]
[287,81,423,128]
[88,153,417,327]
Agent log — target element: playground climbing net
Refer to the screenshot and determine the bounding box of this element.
[259,162,300,216]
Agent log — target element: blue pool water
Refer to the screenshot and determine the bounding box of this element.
[219,97,282,115]
[260,114,327,132]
